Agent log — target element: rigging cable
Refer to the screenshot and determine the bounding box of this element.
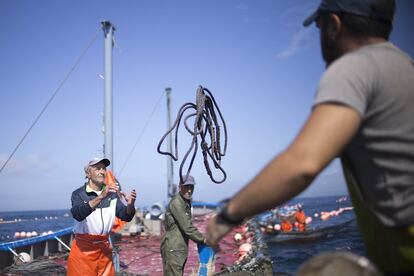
[117,89,166,178]
[0,30,100,174]
[157,85,228,184]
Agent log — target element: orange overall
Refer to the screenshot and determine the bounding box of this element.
[67,233,114,276]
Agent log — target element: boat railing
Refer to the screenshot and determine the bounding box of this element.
[0,227,73,270]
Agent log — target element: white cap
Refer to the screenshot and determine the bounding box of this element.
[84,157,110,173]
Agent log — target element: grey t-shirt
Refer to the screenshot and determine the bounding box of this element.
[313,42,414,227]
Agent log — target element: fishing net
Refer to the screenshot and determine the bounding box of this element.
[1,259,66,275]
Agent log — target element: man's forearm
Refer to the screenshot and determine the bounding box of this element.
[227,150,316,222]
[88,195,104,209]
[127,203,135,215]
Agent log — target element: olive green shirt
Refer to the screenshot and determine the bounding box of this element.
[161,194,205,256]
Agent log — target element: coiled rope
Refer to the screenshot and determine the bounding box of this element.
[157,85,228,184]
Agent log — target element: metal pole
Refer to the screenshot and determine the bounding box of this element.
[101,20,120,274]
[101,20,115,171]
[54,236,71,251]
[8,247,26,263]
[166,87,175,201]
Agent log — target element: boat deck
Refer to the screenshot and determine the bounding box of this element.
[115,213,239,275]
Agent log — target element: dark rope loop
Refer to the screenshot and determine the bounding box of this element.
[157,85,228,184]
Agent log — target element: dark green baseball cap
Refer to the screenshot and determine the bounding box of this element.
[303,0,395,27]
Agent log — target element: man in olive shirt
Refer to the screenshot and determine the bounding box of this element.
[161,175,207,275]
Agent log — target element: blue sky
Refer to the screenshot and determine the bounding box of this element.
[1,0,413,211]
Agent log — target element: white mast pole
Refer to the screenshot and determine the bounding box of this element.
[102,21,115,172]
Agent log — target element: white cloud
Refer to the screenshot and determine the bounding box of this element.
[275,28,312,59]
[0,154,52,175]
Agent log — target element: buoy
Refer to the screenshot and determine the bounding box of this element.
[31,231,38,236]
[321,213,330,221]
[238,243,252,257]
[20,232,26,238]
[234,233,243,242]
[314,213,319,218]
[14,252,31,265]
[14,232,20,238]
[41,232,48,236]
[274,224,281,231]
[26,232,32,238]
[305,217,312,224]
[47,230,53,235]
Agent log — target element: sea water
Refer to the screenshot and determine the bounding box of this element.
[0,209,73,241]
[0,196,365,275]
[264,196,365,275]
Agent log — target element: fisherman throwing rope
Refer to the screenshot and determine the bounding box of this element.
[67,157,136,276]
